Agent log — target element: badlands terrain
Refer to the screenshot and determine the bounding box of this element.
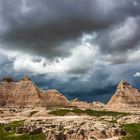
[0,76,140,140]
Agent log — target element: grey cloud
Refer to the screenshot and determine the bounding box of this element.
[0,53,9,66]
[0,0,140,60]
[0,0,108,59]
[0,53,15,78]
[97,16,140,64]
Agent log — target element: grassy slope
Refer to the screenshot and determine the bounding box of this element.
[121,123,140,140]
[0,121,45,140]
[49,108,129,117]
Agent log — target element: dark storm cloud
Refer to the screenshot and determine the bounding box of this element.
[0,53,18,79]
[1,0,140,60]
[0,53,9,66]
[96,16,140,64]
[0,0,110,59]
[0,52,34,81]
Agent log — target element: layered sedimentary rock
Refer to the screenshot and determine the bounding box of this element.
[0,76,70,108]
[41,89,70,108]
[70,98,92,109]
[71,98,105,109]
[92,101,105,108]
[107,80,140,111]
[1,76,140,111]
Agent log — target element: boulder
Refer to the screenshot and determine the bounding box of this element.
[3,126,12,132]
[29,127,42,135]
[16,126,29,134]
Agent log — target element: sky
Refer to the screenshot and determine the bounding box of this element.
[0,0,140,103]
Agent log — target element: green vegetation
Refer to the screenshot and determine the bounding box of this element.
[49,108,86,116]
[8,120,24,129]
[49,108,128,117]
[0,121,45,140]
[2,77,14,83]
[72,108,85,114]
[85,109,128,117]
[30,110,38,116]
[49,109,70,116]
[121,123,140,140]
[90,136,97,140]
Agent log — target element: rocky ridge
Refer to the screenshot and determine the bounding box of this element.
[0,76,140,112]
[0,76,70,108]
[0,76,106,109]
[71,98,105,109]
[106,80,140,111]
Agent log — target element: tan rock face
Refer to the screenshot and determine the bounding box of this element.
[92,101,105,108]
[0,76,69,108]
[70,99,105,109]
[107,80,140,111]
[70,98,92,109]
[41,89,70,107]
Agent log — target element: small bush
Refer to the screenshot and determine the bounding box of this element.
[30,111,38,116]
[72,108,85,114]
[2,77,13,83]
[49,109,70,116]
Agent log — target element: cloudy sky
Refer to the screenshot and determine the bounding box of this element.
[0,0,140,102]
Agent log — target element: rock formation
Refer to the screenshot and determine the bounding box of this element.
[71,98,105,109]
[41,89,70,108]
[1,76,140,111]
[0,76,70,108]
[70,98,93,109]
[107,80,140,111]
[15,117,126,140]
[92,101,105,108]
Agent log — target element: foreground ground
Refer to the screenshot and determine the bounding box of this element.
[0,108,140,140]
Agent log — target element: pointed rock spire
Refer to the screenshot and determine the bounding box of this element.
[107,80,140,111]
[117,80,130,88]
[116,80,133,93]
[22,75,32,81]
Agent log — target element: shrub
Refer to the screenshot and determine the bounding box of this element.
[30,111,38,116]
[2,77,13,83]
[49,109,70,116]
